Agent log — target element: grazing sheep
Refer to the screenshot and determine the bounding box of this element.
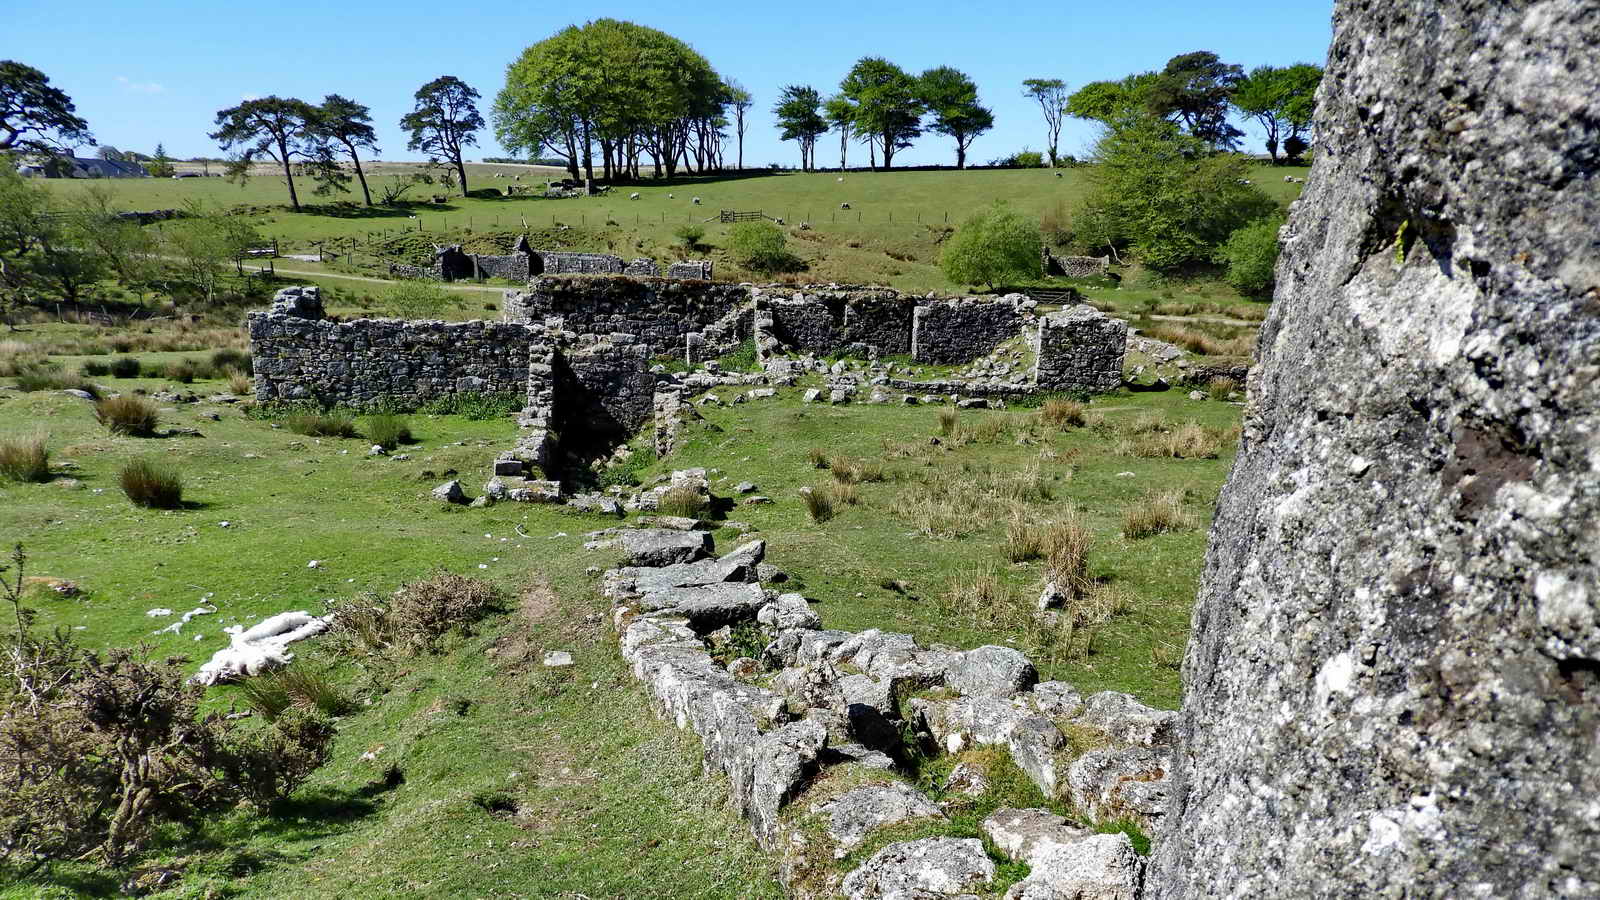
[840,202,850,210]
[630,192,640,200]
[692,196,701,205]
[837,176,844,182]
[668,193,675,199]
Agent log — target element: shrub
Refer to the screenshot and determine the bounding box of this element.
[939,202,1043,289]
[727,221,795,273]
[1039,398,1087,428]
[364,414,413,450]
[95,395,159,436]
[165,359,197,383]
[211,348,252,374]
[383,281,457,319]
[286,411,359,438]
[386,571,503,653]
[79,360,110,377]
[0,433,50,483]
[119,458,183,508]
[109,356,142,378]
[673,223,705,250]
[1216,217,1284,299]
[801,486,835,523]
[227,368,253,395]
[1122,489,1194,539]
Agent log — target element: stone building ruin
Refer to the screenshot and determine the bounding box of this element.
[386,237,714,284]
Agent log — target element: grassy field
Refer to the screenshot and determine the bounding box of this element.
[37,163,1305,297]
[0,334,1241,896]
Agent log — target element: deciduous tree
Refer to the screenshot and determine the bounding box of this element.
[921,67,992,169]
[727,80,752,170]
[1065,72,1160,126]
[774,85,826,171]
[1232,63,1321,161]
[1021,78,1068,167]
[940,202,1042,289]
[840,58,922,170]
[824,96,855,170]
[402,76,483,197]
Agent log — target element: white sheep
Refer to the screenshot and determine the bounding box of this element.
[692,196,701,205]
[668,193,675,199]
[840,202,851,210]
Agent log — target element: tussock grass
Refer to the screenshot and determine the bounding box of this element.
[236,666,353,720]
[1122,489,1195,539]
[164,359,199,383]
[14,367,100,397]
[1118,421,1232,459]
[211,348,252,375]
[286,411,359,439]
[1039,398,1087,428]
[1005,509,1091,570]
[1144,323,1256,357]
[226,369,253,395]
[0,433,50,483]
[892,463,1059,539]
[828,455,885,484]
[1207,376,1239,400]
[806,447,830,469]
[363,414,414,450]
[937,409,958,436]
[800,485,835,523]
[880,437,932,461]
[119,458,183,508]
[95,395,159,436]
[656,484,709,519]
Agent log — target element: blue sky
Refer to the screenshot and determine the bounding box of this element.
[9,0,1333,167]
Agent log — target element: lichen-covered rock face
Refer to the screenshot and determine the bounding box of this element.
[1150,3,1600,897]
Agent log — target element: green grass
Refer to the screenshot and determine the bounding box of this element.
[36,163,1306,300]
[0,322,1240,895]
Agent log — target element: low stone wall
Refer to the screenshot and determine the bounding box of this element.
[505,275,752,358]
[667,260,714,280]
[473,252,530,281]
[248,288,540,406]
[754,287,913,359]
[911,299,1023,364]
[535,251,625,276]
[1034,307,1127,393]
[607,530,1160,899]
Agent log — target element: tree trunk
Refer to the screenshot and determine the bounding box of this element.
[881,130,894,169]
[277,137,301,211]
[349,144,372,206]
[580,119,595,185]
[956,141,966,170]
[453,147,469,197]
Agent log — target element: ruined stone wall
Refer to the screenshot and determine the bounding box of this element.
[1032,307,1126,393]
[911,299,1023,364]
[247,289,540,406]
[472,253,530,281]
[1042,252,1110,278]
[504,275,752,357]
[555,340,657,440]
[1149,2,1600,896]
[535,251,625,275]
[667,260,714,280]
[754,287,913,358]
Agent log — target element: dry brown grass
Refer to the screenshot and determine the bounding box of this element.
[806,447,830,468]
[892,463,1060,539]
[227,369,253,395]
[0,433,50,483]
[1004,510,1091,567]
[656,484,710,519]
[95,395,160,436]
[1207,376,1240,400]
[828,455,886,484]
[1039,398,1087,428]
[1120,421,1230,459]
[1121,489,1196,539]
[1144,323,1256,357]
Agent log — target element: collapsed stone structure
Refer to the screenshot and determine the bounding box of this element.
[387,236,713,283]
[1042,249,1111,278]
[605,524,1162,899]
[1149,1,1600,896]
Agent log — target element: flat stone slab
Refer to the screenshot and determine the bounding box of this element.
[841,837,995,899]
[812,781,945,855]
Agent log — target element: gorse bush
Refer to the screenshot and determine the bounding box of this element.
[0,433,50,483]
[165,359,197,383]
[0,544,334,866]
[286,411,359,438]
[79,359,111,377]
[363,414,414,450]
[383,281,457,318]
[210,348,252,375]
[95,395,159,436]
[119,458,183,508]
[109,356,142,378]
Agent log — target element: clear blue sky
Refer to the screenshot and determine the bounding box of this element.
[9,0,1334,167]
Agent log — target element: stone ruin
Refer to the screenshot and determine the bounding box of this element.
[386,236,713,284]
[1043,249,1111,278]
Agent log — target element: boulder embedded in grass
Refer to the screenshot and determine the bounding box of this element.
[432,480,467,504]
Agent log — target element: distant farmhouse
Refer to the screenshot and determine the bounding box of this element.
[16,156,150,178]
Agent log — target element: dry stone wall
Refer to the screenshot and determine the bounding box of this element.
[753,288,914,359]
[504,275,752,358]
[247,287,543,406]
[1034,307,1127,394]
[910,299,1024,364]
[555,340,658,440]
[1150,2,1600,897]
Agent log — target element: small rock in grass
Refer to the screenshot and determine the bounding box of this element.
[431,480,467,504]
[735,481,758,493]
[543,650,574,668]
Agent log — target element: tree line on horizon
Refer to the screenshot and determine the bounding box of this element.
[2,38,1320,215]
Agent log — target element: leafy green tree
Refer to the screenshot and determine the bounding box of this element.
[1216,216,1284,298]
[823,96,855,169]
[146,143,175,178]
[0,165,106,302]
[0,61,91,155]
[774,85,826,171]
[728,221,795,273]
[1232,64,1322,161]
[315,94,379,205]
[1076,115,1276,271]
[1021,78,1068,167]
[840,58,923,170]
[939,202,1042,289]
[66,186,159,289]
[402,76,483,198]
[921,67,992,169]
[727,80,752,170]
[1282,134,1310,163]
[1065,72,1160,126]
[210,97,320,210]
[1146,51,1245,150]
[162,202,260,305]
